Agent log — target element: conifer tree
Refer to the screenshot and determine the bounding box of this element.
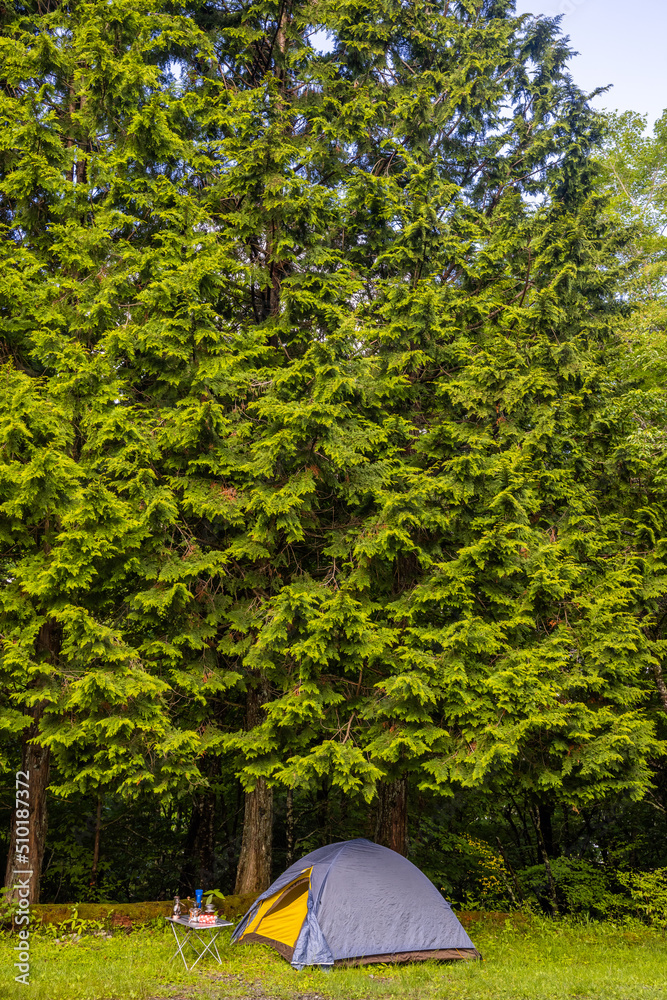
[0,0,226,898]
[2,0,665,899]
[594,110,667,719]
[204,0,667,852]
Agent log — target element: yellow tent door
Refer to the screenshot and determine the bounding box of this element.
[238,870,312,960]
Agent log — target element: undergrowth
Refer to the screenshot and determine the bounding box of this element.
[0,914,664,1000]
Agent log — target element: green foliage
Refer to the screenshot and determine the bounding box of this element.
[451,836,518,913]
[617,868,667,928]
[596,109,667,321]
[0,886,18,928]
[0,0,666,880]
[40,822,126,904]
[519,862,667,928]
[203,887,226,907]
[0,0,223,798]
[45,906,106,938]
[411,819,517,911]
[518,859,618,919]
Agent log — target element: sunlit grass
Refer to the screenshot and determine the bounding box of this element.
[0,926,189,1000]
[0,916,664,1000]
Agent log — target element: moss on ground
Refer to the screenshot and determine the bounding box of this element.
[30,893,260,927]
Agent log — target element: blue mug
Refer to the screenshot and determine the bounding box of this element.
[195,889,203,908]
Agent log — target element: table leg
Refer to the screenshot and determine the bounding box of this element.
[169,921,193,971]
[187,928,223,969]
[168,921,228,972]
[211,935,223,963]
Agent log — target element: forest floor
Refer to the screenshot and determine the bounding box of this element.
[0,914,664,1000]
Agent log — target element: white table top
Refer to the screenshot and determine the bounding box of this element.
[166,915,233,929]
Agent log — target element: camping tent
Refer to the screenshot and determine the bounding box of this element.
[232,838,480,968]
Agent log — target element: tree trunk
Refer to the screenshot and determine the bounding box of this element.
[234,778,273,894]
[317,776,330,847]
[4,620,56,907]
[234,680,273,894]
[530,803,559,915]
[285,787,294,868]
[538,803,555,858]
[495,836,523,906]
[178,800,201,897]
[178,789,217,896]
[90,794,103,889]
[4,715,50,906]
[375,777,408,856]
[198,790,217,891]
[509,793,538,864]
[653,661,667,712]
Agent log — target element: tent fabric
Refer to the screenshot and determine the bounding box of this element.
[250,876,310,946]
[232,838,480,968]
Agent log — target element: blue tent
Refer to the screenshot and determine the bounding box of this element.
[232,838,480,968]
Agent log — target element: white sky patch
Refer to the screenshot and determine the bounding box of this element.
[514,0,667,127]
[308,28,335,54]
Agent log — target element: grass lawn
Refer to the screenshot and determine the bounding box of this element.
[0,916,664,1000]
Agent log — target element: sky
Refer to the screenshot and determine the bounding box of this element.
[513,0,667,126]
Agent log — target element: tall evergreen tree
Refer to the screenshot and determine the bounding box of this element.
[2,0,665,901]
[209,0,667,851]
[0,0,227,899]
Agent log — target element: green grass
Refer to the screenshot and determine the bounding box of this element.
[0,917,664,1000]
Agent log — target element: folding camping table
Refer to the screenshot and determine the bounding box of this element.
[166,915,233,971]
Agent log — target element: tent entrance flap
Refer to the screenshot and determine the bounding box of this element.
[255,877,309,946]
[240,870,311,949]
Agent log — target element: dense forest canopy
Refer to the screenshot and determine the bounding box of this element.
[0,0,666,913]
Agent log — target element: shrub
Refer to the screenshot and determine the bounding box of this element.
[616,868,667,927]
[519,859,620,918]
